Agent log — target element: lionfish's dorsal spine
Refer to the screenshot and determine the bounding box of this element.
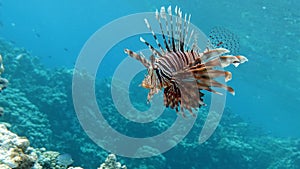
[175,6,184,52]
[163,7,172,50]
[155,8,171,52]
[184,14,191,51]
[168,6,176,52]
[144,18,165,55]
[124,49,150,68]
[139,37,163,58]
[141,6,198,55]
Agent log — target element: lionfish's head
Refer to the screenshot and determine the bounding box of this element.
[141,66,157,89]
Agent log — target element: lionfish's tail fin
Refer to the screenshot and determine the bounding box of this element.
[124,49,150,68]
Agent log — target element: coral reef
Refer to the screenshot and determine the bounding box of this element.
[0,124,36,168]
[0,36,300,169]
[0,87,52,148]
[98,154,126,169]
[0,38,126,169]
[0,123,122,169]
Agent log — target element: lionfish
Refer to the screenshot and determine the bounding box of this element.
[124,6,248,117]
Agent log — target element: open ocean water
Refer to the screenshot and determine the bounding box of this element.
[0,0,299,169]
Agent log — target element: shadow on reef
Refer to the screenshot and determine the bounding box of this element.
[0,38,300,168]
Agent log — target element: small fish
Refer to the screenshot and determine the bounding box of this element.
[35,33,40,38]
[0,54,4,74]
[124,6,248,117]
[0,107,4,116]
[32,29,40,38]
[0,77,8,91]
[15,53,25,60]
[57,153,73,166]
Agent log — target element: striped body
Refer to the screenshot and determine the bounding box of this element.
[156,51,200,75]
[124,6,248,116]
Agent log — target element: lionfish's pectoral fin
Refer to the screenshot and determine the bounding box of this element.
[197,79,235,96]
[163,84,182,114]
[190,68,232,82]
[172,59,236,96]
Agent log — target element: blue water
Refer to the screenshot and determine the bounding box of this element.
[0,0,299,168]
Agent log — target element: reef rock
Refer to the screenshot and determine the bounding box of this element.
[0,87,52,148]
[98,154,127,169]
[0,124,37,168]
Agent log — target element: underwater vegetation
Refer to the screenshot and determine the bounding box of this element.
[0,35,300,169]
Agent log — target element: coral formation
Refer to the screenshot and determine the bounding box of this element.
[0,53,8,97]
[0,87,52,148]
[0,123,106,169]
[0,124,37,168]
[0,38,128,168]
[36,150,75,169]
[0,36,300,169]
[98,154,126,169]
